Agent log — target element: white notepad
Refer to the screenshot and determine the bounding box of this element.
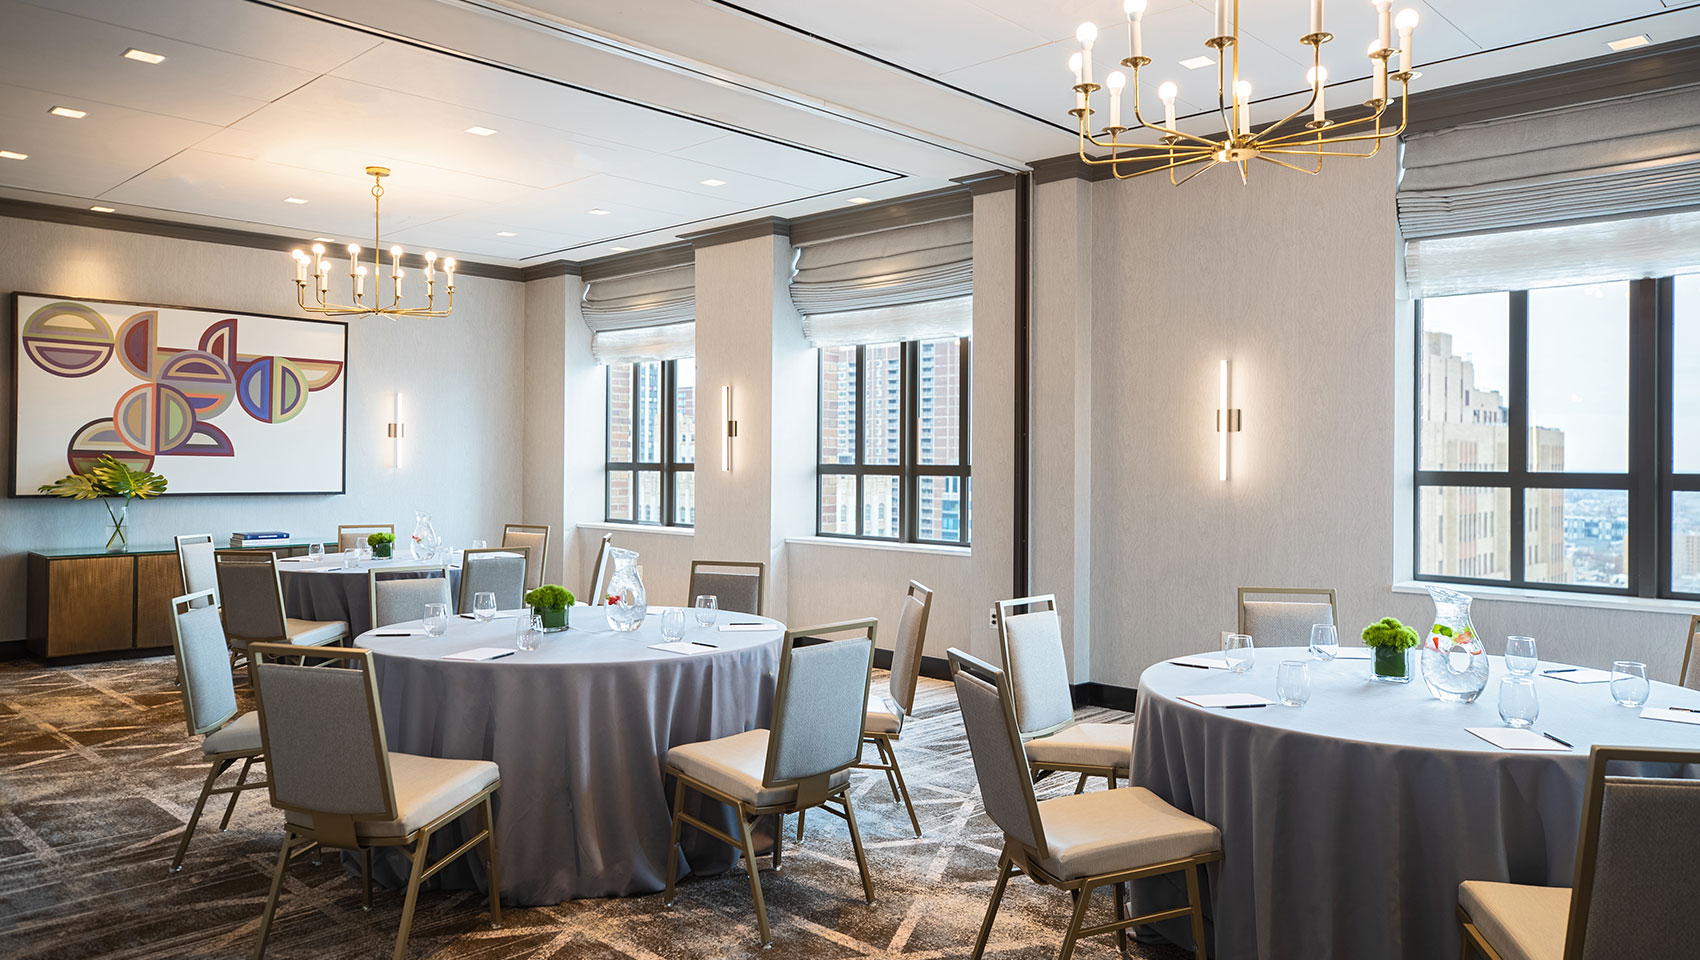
[719,622,771,632]
[1465,727,1570,751]
[1541,668,1613,684]
[1178,693,1274,708]
[1168,654,1229,670]
[1641,706,1700,726]
[650,641,720,656]
[443,647,516,661]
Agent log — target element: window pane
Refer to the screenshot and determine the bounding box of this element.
[675,358,695,465]
[917,339,962,465]
[1527,281,1629,473]
[1417,485,1511,580]
[675,471,695,526]
[820,474,857,534]
[917,475,963,543]
[634,361,663,464]
[820,346,857,465]
[1677,274,1700,474]
[1675,491,1700,595]
[863,474,900,538]
[608,363,634,462]
[1525,489,1627,588]
[608,469,633,522]
[864,343,903,466]
[1419,292,1508,471]
[966,477,973,544]
[636,470,661,523]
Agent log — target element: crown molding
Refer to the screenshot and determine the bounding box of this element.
[790,186,973,246]
[952,170,1020,194]
[1027,155,1107,184]
[518,260,580,282]
[578,242,696,281]
[679,216,791,250]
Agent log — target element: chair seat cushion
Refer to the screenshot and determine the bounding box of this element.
[285,618,349,647]
[666,729,850,808]
[1034,786,1220,881]
[864,696,903,736]
[1024,722,1132,771]
[1458,881,1569,960]
[202,711,262,756]
[286,752,500,839]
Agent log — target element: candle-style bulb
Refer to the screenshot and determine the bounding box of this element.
[1105,71,1125,128]
[1394,8,1419,29]
[1106,71,1127,90]
[1076,21,1098,46]
[443,257,456,272]
[425,251,436,263]
[389,245,403,258]
[311,243,325,256]
[1068,51,1084,84]
[1395,8,1417,72]
[1235,80,1252,135]
[1308,66,1328,122]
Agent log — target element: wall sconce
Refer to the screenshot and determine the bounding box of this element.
[387,392,405,469]
[1217,360,1241,481]
[721,384,737,471]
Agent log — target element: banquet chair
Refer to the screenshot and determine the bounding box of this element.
[501,523,550,591]
[854,580,934,837]
[1679,615,1700,690]
[586,533,614,605]
[997,595,1130,792]
[175,534,219,608]
[687,559,765,616]
[1236,586,1338,647]
[1457,744,1700,960]
[458,547,528,613]
[949,648,1221,960]
[215,550,349,664]
[167,590,269,873]
[663,620,877,947]
[368,564,452,629]
[246,643,502,960]
[338,524,394,552]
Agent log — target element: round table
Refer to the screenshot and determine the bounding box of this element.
[1131,647,1700,960]
[278,554,464,636]
[356,606,785,905]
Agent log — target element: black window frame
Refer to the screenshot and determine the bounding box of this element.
[605,358,694,527]
[816,337,972,546]
[1413,275,1698,600]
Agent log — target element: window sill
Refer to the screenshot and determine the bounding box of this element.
[577,522,695,538]
[1393,580,1696,616]
[785,536,971,558]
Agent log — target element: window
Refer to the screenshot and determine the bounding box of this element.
[1414,275,1699,598]
[606,358,694,526]
[818,338,970,545]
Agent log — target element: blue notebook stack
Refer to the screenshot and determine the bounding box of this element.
[230,531,290,546]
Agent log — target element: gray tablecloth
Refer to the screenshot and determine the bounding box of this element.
[279,556,462,636]
[1131,647,1700,960]
[356,607,784,905]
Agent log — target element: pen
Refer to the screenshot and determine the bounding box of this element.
[488,650,515,660]
[373,632,413,637]
[729,622,763,626]
[1670,706,1700,714]
[1224,704,1268,709]
[693,641,719,649]
[1539,731,1573,748]
[1171,662,1211,670]
[1542,668,1578,675]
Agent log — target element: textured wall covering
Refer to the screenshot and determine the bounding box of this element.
[0,216,525,643]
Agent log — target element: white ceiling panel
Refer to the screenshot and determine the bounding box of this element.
[730,0,1049,77]
[0,82,219,197]
[24,0,379,73]
[1427,0,1669,50]
[672,135,892,193]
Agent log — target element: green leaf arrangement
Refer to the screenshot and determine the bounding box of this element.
[1360,616,1420,651]
[367,532,396,546]
[524,585,575,610]
[38,455,167,500]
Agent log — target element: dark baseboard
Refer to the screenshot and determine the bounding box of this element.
[0,642,170,666]
[0,640,29,661]
[1072,682,1139,713]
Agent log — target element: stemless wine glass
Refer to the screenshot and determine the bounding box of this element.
[661,607,687,642]
[1611,661,1650,707]
[1223,633,1255,673]
[423,602,449,638]
[1498,676,1539,727]
[1309,624,1339,662]
[341,548,357,570]
[473,592,498,622]
[307,542,325,563]
[1505,636,1539,676]
[359,543,373,562]
[516,612,542,652]
[471,538,488,550]
[694,595,718,628]
[1276,661,1312,706]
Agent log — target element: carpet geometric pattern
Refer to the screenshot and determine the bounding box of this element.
[0,655,1190,959]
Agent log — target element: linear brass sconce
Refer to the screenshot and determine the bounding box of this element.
[1217,360,1241,481]
[388,392,405,469]
[721,384,737,471]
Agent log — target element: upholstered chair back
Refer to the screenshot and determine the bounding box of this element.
[501,524,550,591]
[249,644,396,821]
[997,596,1073,737]
[949,649,1046,857]
[215,551,288,644]
[171,590,237,737]
[337,524,393,551]
[458,548,527,613]
[886,581,934,716]
[765,629,874,786]
[587,533,614,606]
[175,535,219,606]
[1237,587,1338,647]
[368,565,451,629]
[690,560,765,616]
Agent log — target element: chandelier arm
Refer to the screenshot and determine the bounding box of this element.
[1078,110,1216,157]
[1264,138,1383,159]
[1214,42,1236,143]
[1082,141,1217,163]
[1128,68,1220,148]
[1171,158,1219,187]
[1110,151,1216,179]
[1256,153,1322,175]
[1247,41,1323,149]
[1255,82,1406,148]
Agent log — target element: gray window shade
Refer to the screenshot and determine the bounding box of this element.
[580,253,694,363]
[790,208,973,347]
[801,297,971,348]
[1406,210,1700,298]
[590,322,694,365]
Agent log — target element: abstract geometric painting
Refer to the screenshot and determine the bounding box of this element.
[10,293,347,495]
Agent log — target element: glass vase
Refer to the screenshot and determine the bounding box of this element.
[1371,645,1412,683]
[1420,584,1490,703]
[604,547,647,631]
[410,511,440,561]
[102,497,129,553]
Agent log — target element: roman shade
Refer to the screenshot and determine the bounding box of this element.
[581,250,695,364]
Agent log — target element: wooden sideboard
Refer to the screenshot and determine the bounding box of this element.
[24,539,334,658]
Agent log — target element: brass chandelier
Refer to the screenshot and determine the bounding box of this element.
[1071,0,1420,184]
[290,166,456,319]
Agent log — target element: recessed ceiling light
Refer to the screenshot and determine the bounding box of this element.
[699,178,726,187]
[312,237,336,243]
[464,125,498,137]
[496,231,517,237]
[846,197,872,204]
[611,246,630,252]
[89,205,115,213]
[49,106,87,119]
[1606,34,1650,51]
[123,48,166,64]
[283,197,309,204]
[1180,55,1214,70]
[587,208,611,216]
[0,150,27,161]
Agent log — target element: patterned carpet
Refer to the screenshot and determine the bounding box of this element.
[0,655,1189,960]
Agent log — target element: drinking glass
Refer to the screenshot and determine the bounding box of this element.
[1611,661,1650,708]
[1504,636,1539,676]
[1309,624,1339,662]
[516,612,542,652]
[307,542,324,563]
[473,592,498,622]
[423,602,449,638]
[1223,633,1255,673]
[341,548,357,570]
[661,607,687,642]
[1276,661,1312,706]
[358,543,373,562]
[471,538,488,550]
[1498,677,1539,728]
[694,595,718,628]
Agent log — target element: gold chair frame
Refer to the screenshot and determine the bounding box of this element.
[338,523,395,552]
[1458,744,1700,960]
[950,650,1219,960]
[1679,614,1700,689]
[663,619,878,946]
[213,550,347,665]
[246,643,502,960]
[853,580,933,837]
[587,532,614,606]
[366,562,451,629]
[688,559,767,616]
[501,523,551,590]
[457,547,529,613]
[1235,585,1339,635]
[997,595,1125,793]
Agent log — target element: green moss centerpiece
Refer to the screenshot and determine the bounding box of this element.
[525,584,575,632]
[1361,617,1420,683]
[38,455,167,552]
[367,531,396,559]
